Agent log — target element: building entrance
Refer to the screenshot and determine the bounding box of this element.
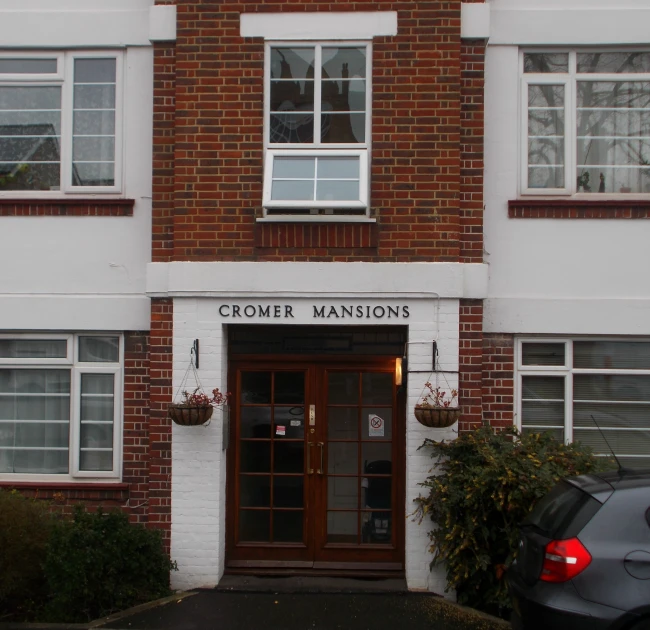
[226,327,406,574]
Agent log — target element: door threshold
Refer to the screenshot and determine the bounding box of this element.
[218,574,408,593]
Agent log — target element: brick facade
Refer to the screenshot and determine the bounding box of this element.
[152,1,487,263]
[482,334,515,430]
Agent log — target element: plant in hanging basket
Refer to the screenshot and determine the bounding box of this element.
[168,387,230,426]
[414,382,460,428]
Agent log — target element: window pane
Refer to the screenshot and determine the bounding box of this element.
[74,85,116,110]
[361,373,393,405]
[270,48,315,80]
[328,407,358,440]
[0,59,57,74]
[362,511,392,544]
[240,475,270,507]
[273,476,303,508]
[322,113,365,143]
[524,53,569,74]
[274,407,305,439]
[577,52,650,74]
[71,162,114,187]
[574,374,650,402]
[74,58,116,83]
[328,442,358,475]
[523,343,565,366]
[73,137,115,162]
[327,511,357,544]
[273,157,315,179]
[273,442,303,473]
[322,47,366,79]
[0,368,70,474]
[239,510,270,542]
[318,157,360,179]
[316,180,359,202]
[575,402,650,430]
[0,86,60,110]
[329,477,358,510]
[0,85,61,191]
[79,423,113,449]
[273,510,303,543]
[0,339,66,359]
[574,341,650,370]
[79,451,112,471]
[322,79,366,112]
[521,427,564,442]
[79,337,119,363]
[528,85,565,189]
[577,81,650,193]
[270,80,314,112]
[271,179,314,201]
[73,110,115,136]
[269,113,314,144]
[328,372,359,404]
[574,428,650,457]
[521,376,564,428]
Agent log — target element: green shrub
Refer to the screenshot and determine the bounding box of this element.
[44,506,175,623]
[0,490,54,619]
[415,425,611,614]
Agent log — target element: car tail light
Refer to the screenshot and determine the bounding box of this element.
[540,537,592,583]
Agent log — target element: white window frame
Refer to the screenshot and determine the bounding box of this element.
[515,337,650,467]
[0,50,124,198]
[0,333,123,482]
[262,41,372,219]
[520,49,650,197]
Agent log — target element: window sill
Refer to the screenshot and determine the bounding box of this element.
[0,481,128,490]
[508,198,650,219]
[0,198,135,217]
[257,215,376,224]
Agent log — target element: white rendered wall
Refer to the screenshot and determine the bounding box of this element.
[169,295,460,594]
[0,1,153,332]
[484,33,650,335]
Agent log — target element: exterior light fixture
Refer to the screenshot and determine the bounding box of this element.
[395,357,403,386]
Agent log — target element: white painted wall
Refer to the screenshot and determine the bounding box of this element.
[0,1,153,331]
[169,292,461,594]
[483,14,650,335]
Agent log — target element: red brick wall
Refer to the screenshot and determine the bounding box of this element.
[482,334,515,430]
[458,299,483,431]
[460,40,485,263]
[152,1,487,263]
[147,299,174,547]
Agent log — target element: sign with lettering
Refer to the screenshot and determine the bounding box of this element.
[215,303,410,320]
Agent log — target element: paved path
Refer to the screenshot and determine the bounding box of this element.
[100,591,508,630]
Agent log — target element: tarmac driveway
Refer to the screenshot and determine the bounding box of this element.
[100,591,509,630]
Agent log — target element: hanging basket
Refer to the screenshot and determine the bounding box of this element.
[168,404,214,426]
[414,405,460,428]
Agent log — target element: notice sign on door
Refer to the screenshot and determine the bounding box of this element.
[368,414,384,437]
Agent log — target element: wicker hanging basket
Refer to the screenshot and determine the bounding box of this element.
[414,406,460,429]
[168,404,214,426]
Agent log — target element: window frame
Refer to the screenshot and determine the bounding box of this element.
[0,333,123,482]
[0,50,124,198]
[520,48,650,197]
[262,40,372,218]
[515,337,650,467]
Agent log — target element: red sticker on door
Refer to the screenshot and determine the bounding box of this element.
[275,425,286,436]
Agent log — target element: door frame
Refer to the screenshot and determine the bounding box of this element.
[225,354,406,575]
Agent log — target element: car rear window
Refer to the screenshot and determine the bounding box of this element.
[524,481,601,539]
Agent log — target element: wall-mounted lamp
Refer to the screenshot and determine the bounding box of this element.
[395,356,403,387]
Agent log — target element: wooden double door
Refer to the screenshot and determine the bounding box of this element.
[226,358,404,573]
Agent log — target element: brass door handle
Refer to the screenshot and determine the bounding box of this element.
[317,442,324,475]
[307,442,314,475]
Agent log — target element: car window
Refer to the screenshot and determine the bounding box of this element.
[524,481,601,538]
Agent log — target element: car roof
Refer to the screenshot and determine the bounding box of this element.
[567,468,650,498]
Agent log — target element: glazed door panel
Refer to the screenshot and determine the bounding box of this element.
[227,359,404,572]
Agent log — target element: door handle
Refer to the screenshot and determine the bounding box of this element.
[307,442,314,475]
[317,442,324,475]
